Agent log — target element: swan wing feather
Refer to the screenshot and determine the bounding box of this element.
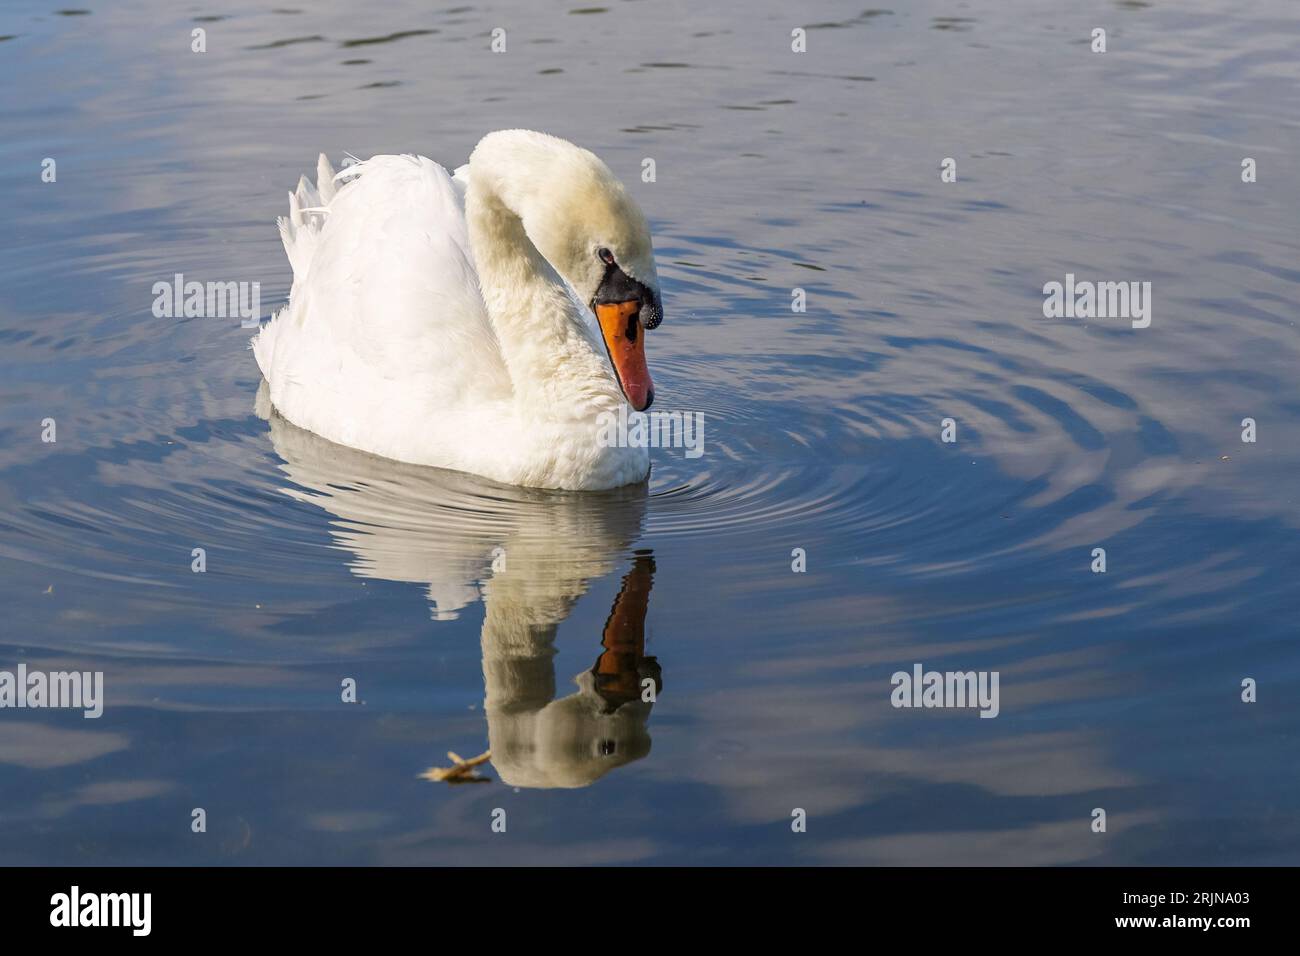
[254,153,512,454]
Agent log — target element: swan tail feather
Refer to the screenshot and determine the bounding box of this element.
[280,189,319,280]
[255,153,348,377]
[279,154,344,283]
[316,153,337,203]
[251,302,282,379]
[295,175,320,212]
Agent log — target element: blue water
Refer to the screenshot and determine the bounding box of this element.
[1,0,1297,864]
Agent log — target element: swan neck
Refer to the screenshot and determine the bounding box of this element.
[465,168,621,415]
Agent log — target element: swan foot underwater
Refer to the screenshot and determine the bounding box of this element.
[420,749,492,785]
[252,130,666,491]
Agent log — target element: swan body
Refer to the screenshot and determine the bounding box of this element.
[252,130,664,491]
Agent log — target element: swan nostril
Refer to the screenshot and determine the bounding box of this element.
[624,314,638,342]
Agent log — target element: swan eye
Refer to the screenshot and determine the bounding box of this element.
[598,248,615,265]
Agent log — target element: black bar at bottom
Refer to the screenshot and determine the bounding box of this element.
[0,866,1279,940]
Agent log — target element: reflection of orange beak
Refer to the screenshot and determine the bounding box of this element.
[592,553,658,709]
[596,300,654,411]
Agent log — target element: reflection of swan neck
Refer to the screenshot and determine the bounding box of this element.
[481,618,558,716]
[477,556,583,716]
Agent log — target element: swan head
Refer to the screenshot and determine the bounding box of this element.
[470,130,663,411]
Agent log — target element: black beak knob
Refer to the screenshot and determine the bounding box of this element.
[641,296,662,330]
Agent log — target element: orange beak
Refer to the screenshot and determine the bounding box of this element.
[595,300,654,411]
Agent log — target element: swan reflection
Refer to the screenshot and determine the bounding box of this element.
[258,385,661,789]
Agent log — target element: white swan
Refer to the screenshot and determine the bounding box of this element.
[252,130,664,491]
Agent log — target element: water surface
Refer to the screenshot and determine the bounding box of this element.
[1,0,1298,864]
